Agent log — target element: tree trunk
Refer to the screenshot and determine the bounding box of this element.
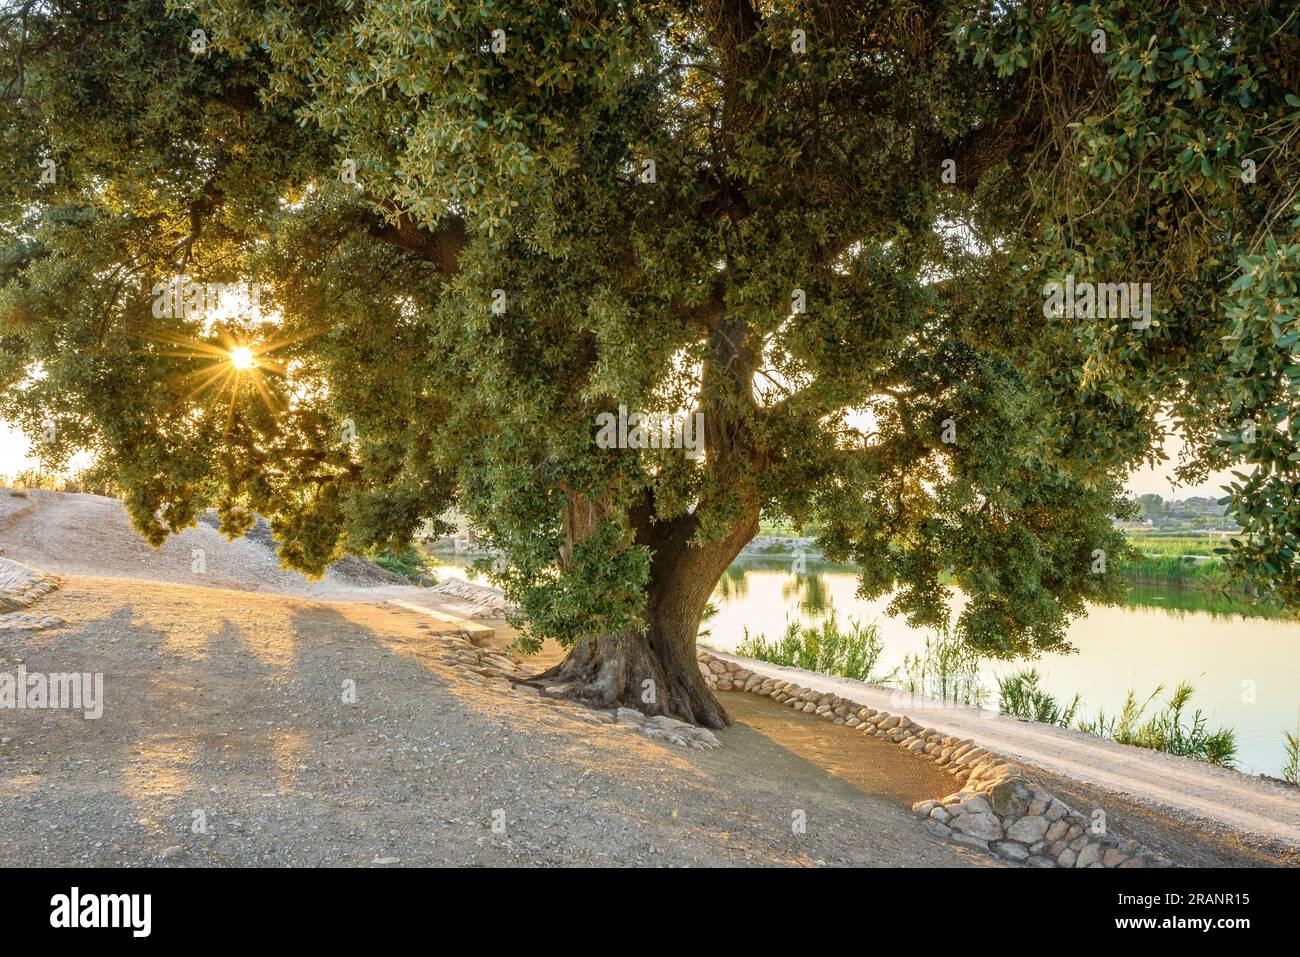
[529,493,758,729]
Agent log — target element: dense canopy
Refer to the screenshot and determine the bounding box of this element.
[2,1,1298,724]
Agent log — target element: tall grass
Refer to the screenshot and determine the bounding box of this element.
[1077,682,1237,767]
[997,668,1081,727]
[734,614,894,684]
[1284,720,1300,786]
[899,632,988,707]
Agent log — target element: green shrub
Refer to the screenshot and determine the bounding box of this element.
[370,547,437,585]
[997,668,1081,727]
[735,613,894,684]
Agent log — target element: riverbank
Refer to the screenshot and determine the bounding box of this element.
[699,648,1299,863]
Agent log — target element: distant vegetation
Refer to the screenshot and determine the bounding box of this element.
[2,467,117,498]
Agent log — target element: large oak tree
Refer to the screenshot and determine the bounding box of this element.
[2,2,1298,726]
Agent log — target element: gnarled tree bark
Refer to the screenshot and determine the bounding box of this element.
[529,494,758,729]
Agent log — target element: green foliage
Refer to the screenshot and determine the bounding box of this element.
[735,614,894,685]
[369,547,437,586]
[1,1,1297,664]
[1078,682,1238,767]
[997,668,1081,727]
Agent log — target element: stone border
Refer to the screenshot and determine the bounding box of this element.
[0,557,63,631]
[698,649,1172,868]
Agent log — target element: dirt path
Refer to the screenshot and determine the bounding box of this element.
[0,575,993,867]
[3,489,1293,866]
[704,651,1300,860]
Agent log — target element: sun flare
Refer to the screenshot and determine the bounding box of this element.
[229,346,256,371]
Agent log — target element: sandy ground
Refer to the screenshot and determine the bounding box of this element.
[0,576,991,867]
[0,490,405,600]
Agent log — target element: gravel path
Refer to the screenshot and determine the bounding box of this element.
[0,576,990,867]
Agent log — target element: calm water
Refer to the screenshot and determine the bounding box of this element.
[432,553,1300,778]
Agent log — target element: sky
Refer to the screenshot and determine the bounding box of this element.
[0,416,1235,500]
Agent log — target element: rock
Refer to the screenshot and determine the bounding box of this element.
[1005,815,1049,844]
[1056,848,1076,868]
[951,811,1003,842]
[989,779,1034,818]
[687,728,721,749]
[929,807,951,825]
[907,739,927,751]
[912,799,939,817]
[1103,848,1127,868]
[1118,856,1147,869]
[1075,843,1102,868]
[959,795,993,817]
[160,845,187,861]
[707,661,727,674]
[615,707,645,725]
[372,856,401,865]
[1026,855,1057,868]
[926,820,953,839]
[1027,799,1048,816]
[1044,819,1069,842]
[950,832,990,852]
[1045,800,1068,822]
[994,841,1029,862]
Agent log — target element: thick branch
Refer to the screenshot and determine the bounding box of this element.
[366,206,468,275]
